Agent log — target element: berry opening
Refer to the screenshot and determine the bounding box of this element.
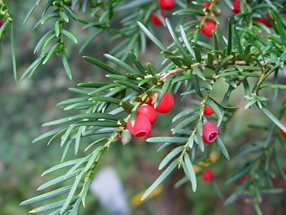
[136,131,148,138]
[208,132,218,142]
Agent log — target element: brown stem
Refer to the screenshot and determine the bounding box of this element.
[160,60,270,81]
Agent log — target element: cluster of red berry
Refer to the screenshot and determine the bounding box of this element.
[0,19,3,27]
[151,0,175,26]
[233,0,274,28]
[127,93,174,138]
[200,0,274,37]
[200,1,219,37]
[202,104,219,144]
[126,93,220,146]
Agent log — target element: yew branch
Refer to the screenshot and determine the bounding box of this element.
[160,60,270,81]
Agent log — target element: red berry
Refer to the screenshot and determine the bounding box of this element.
[159,0,175,10]
[151,11,166,26]
[255,17,271,27]
[204,104,215,116]
[201,18,217,37]
[254,14,274,28]
[280,129,286,138]
[240,175,248,183]
[202,2,218,8]
[232,0,240,14]
[138,104,157,123]
[202,2,211,8]
[127,114,152,138]
[202,169,214,182]
[0,19,3,27]
[202,121,219,144]
[154,92,174,114]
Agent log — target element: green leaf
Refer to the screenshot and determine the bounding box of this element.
[260,107,286,132]
[40,12,58,25]
[29,200,65,213]
[116,0,153,10]
[215,55,233,73]
[193,67,206,80]
[141,160,177,200]
[224,0,233,9]
[10,24,17,80]
[183,154,197,192]
[54,20,61,37]
[128,52,146,74]
[187,136,194,148]
[84,148,103,172]
[172,107,199,123]
[114,80,142,93]
[226,164,251,184]
[43,113,119,127]
[34,31,54,54]
[273,148,286,182]
[146,63,158,75]
[75,126,84,155]
[70,198,82,215]
[73,121,118,127]
[83,56,120,75]
[173,8,204,16]
[216,137,230,160]
[104,54,136,74]
[38,169,82,190]
[60,126,74,147]
[23,2,39,24]
[42,43,60,64]
[64,156,90,177]
[173,114,199,131]
[271,11,286,47]
[20,185,72,206]
[33,128,65,143]
[179,25,195,59]
[227,18,233,55]
[224,182,249,205]
[61,53,73,80]
[62,140,71,162]
[194,134,204,152]
[166,19,193,62]
[157,142,173,152]
[63,5,79,21]
[137,22,166,50]
[147,137,188,143]
[41,158,82,176]
[0,21,10,39]
[60,171,85,214]
[80,29,103,53]
[159,146,183,170]
[206,99,223,126]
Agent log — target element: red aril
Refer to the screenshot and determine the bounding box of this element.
[202,121,219,144]
[138,104,157,123]
[127,114,152,138]
[154,92,174,114]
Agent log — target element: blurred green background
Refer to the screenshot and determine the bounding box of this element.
[0,1,285,215]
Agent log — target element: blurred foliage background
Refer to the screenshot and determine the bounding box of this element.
[0,1,285,215]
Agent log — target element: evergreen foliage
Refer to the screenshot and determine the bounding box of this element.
[1,0,286,214]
